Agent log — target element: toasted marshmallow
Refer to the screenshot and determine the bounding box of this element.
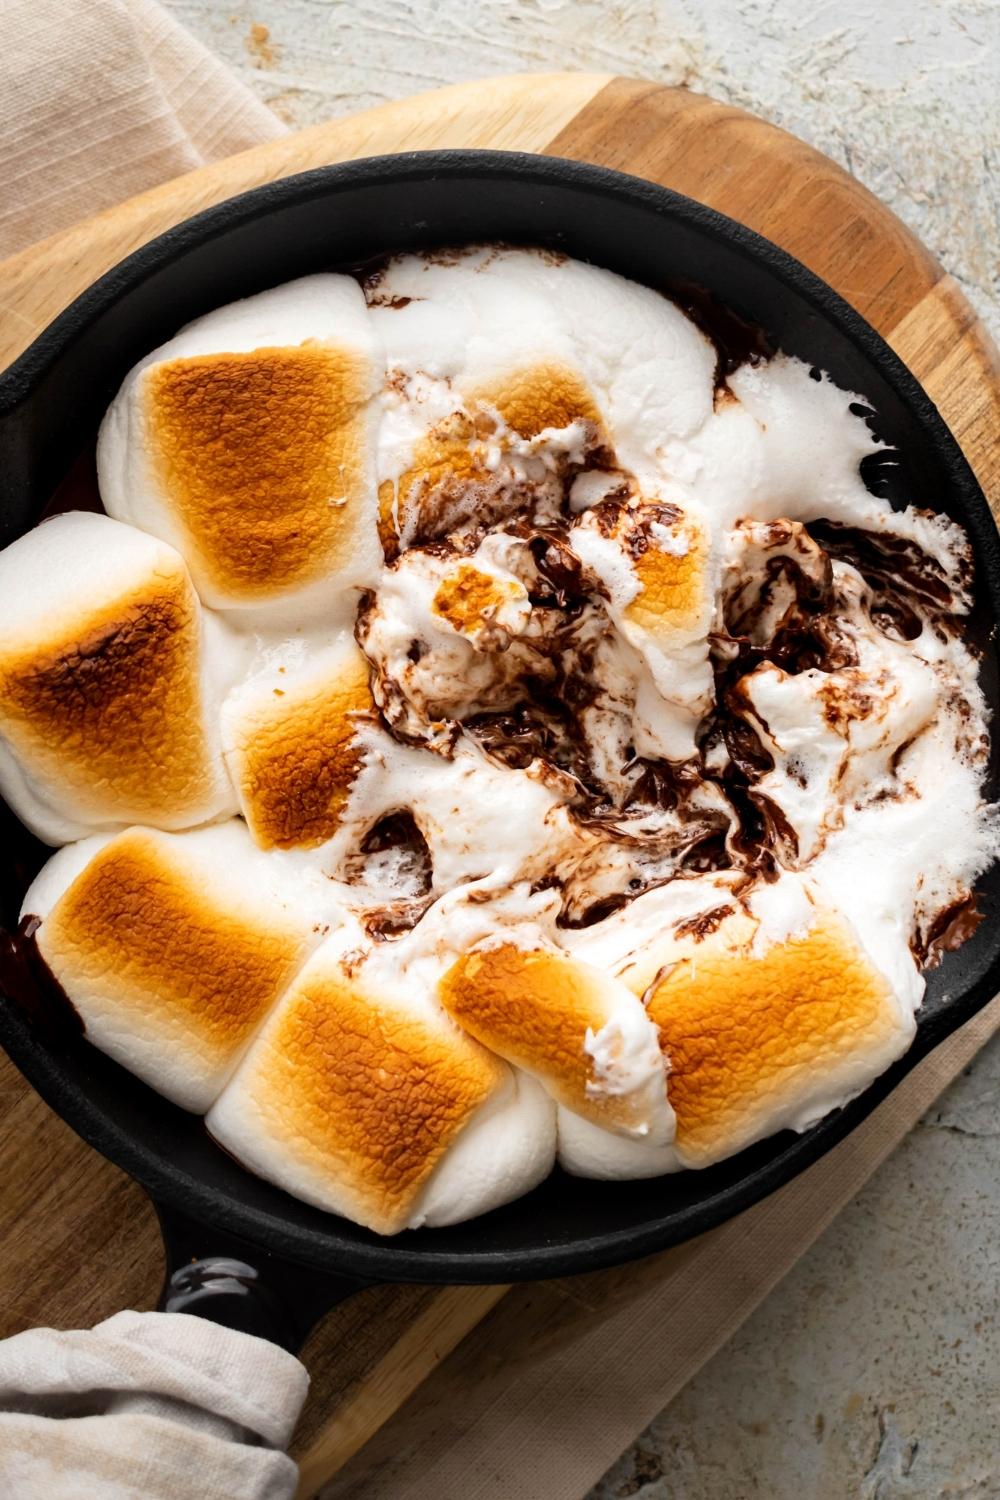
[438,942,672,1142]
[557,879,902,1179]
[357,542,533,740]
[328,726,578,895]
[571,497,714,759]
[562,875,753,997]
[372,248,717,550]
[0,512,234,843]
[372,248,716,459]
[23,822,323,1111]
[222,633,374,849]
[645,910,914,1166]
[207,934,555,1234]
[378,361,606,550]
[571,498,710,640]
[98,276,382,617]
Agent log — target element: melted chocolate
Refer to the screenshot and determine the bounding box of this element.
[666,279,771,385]
[623,757,703,813]
[0,798,48,930]
[0,780,76,1040]
[361,809,428,859]
[467,705,566,772]
[557,891,631,929]
[679,831,731,874]
[674,903,735,941]
[807,519,963,627]
[361,895,437,942]
[525,530,591,607]
[729,788,799,874]
[725,554,833,640]
[355,242,570,302]
[368,496,975,914]
[346,812,436,940]
[354,810,433,891]
[720,712,774,780]
[920,896,984,968]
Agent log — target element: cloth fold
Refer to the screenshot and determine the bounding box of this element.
[0,0,285,260]
[0,1311,309,1499]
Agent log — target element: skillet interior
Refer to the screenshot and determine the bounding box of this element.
[2,151,999,1284]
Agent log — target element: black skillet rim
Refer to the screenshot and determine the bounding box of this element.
[2,149,999,1284]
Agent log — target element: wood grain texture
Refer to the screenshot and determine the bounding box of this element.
[547,79,943,333]
[0,71,609,371]
[293,1283,509,1497]
[1,72,998,1500]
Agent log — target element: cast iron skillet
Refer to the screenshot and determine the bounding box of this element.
[2,152,1000,1352]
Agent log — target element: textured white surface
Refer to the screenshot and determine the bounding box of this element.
[157,2,1000,1493]
[164,0,999,339]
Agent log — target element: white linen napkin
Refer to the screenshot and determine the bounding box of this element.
[0,0,285,260]
[0,1310,309,1499]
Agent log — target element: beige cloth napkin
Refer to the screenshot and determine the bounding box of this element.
[1,7,998,1499]
[0,1311,308,1499]
[0,0,285,260]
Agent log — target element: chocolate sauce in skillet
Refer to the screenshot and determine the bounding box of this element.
[665,278,772,386]
[806,519,963,642]
[0,788,83,1040]
[918,895,984,969]
[0,256,984,1017]
[558,891,632,928]
[524,530,592,608]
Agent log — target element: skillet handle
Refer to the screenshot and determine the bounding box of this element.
[154,1201,372,1354]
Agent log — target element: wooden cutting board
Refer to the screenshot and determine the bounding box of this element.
[1,73,998,1500]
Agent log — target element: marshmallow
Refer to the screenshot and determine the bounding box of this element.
[558,880,909,1176]
[221,633,374,849]
[557,1106,679,1180]
[570,498,714,759]
[0,512,234,843]
[24,822,324,1111]
[207,933,555,1234]
[357,543,533,741]
[438,942,673,1142]
[371,248,717,550]
[645,909,915,1165]
[98,276,382,618]
[326,725,578,896]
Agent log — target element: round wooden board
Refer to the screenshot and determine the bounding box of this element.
[1,72,998,1500]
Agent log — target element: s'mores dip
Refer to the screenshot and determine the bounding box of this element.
[2,246,997,1234]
